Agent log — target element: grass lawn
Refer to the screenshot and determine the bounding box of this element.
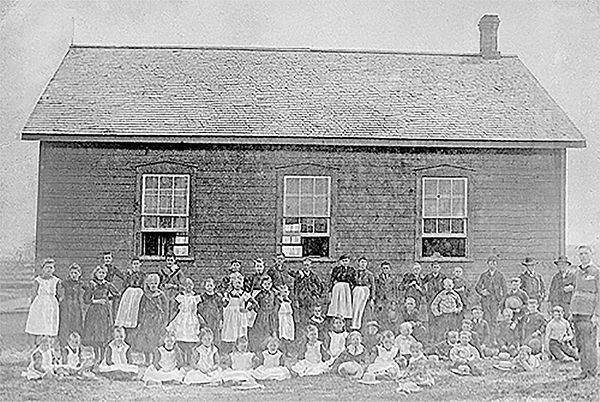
[0,354,597,402]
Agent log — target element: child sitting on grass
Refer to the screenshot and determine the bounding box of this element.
[449,331,484,376]
[362,320,381,350]
[397,342,435,392]
[291,324,330,377]
[364,330,402,380]
[544,305,578,362]
[183,327,222,385]
[98,327,138,379]
[332,330,369,379]
[22,335,59,380]
[425,330,458,361]
[143,331,184,385]
[221,335,260,385]
[56,332,92,378]
[395,322,418,364]
[513,345,540,372]
[252,336,291,381]
[495,308,519,357]
[325,315,348,363]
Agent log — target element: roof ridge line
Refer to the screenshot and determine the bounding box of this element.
[69,43,518,58]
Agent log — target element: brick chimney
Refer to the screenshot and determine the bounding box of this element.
[478,14,501,59]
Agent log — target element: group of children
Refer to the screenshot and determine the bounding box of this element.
[21,251,580,391]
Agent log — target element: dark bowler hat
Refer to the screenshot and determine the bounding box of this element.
[553,255,572,266]
[521,256,538,266]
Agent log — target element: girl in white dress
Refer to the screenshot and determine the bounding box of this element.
[183,327,223,385]
[364,330,401,380]
[143,331,185,384]
[291,325,330,377]
[252,337,291,381]
[278,285,295,354]
[22,335,59,380]
[221,335,260,384]
[166,278,203,365]
[221,272,254,351]
[325,316,348,365]
[25,258,62,341]
[98,327,138,378]
[56,332,84,377]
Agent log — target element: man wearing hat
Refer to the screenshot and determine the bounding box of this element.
[475,255,507,330]
[518,257,546,304]
[570,245,599,380]
[548,256,575,318]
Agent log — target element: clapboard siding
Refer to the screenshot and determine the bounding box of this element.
[36,143,561,286]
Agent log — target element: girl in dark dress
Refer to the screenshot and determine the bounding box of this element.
[197,278,223,348]
[159,252,186,323]
[130,273,169,366]
[82,265,120,366]
[58,263,85,346]
[249,275,280,352]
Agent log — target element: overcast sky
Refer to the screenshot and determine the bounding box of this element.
[1,0,598,259]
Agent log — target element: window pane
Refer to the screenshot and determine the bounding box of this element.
[314,196,329,217]
[299,196,314,216]
[452,179,465,198]
[300,217,314,233]
[438,179,451,196]
[284,217,299,225]
[173,217,187,230]
[438,218,451,233]
[142,216,158,229]
[142,233,159,256]
[300,177,314,195]
[438,198,451,216]
[174,195,187,215]
[174,176,188,190]
[144,195,158,214]
[160,176,173,189]
[314,218,328,233]
[159,191,173,214]
[422,238,466,258]
[145,176,159,189]
[423,218,437,234]
[423,198,437,217]
[315,178,329,195]
[302,237,329,257]
[284,196,299,217]
[285,177,300,195]
[452,196,465,217]
[423,179,437,197]
[451,218,465,234]
[159,216,173,229]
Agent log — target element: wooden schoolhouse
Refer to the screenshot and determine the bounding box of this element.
[21,15,585,283]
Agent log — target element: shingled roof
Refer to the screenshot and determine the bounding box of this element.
[21,45,585,148]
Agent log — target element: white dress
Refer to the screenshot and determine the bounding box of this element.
[98,340,138,374]
[221,351,256,383]
[22,347,56,380]
[252,350,291,381]
[25,276,60,336]
[183,344,223,384]
[327,330,348,364]
[166,293,202,342]
[115,288,144,328]
[143,346,184,383]
[291,341,329,377]
[366,344,400,378]
[221,291,251,342]
[278,300,295,341]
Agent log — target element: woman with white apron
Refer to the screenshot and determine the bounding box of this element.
[327,255,356,321]
[351,256,375,330]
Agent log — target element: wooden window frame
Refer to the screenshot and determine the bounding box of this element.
[414,164,475,262]
[275,163,338,261]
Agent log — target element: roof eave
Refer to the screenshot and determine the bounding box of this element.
[20,132,587,149]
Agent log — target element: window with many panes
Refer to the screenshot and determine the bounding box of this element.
[141,174,190,257]
[422,177,467,258]
[282,176,331,258]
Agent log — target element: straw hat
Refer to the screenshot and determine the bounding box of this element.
[505,295,524,309]
[450,365,472,376]
[493,360,513,371]
[553,256,572,266]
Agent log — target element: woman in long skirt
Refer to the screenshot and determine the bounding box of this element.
[82,265,120,365]
[114,257,145,329]
[58,263,85,346]
[351,256,375,330]
[327,255,356,321]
